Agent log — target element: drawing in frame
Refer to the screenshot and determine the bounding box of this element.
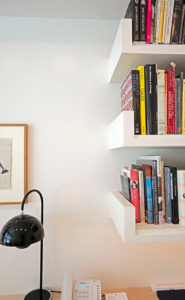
[0,124,28,204]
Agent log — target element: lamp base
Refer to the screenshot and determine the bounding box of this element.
[23,289,52,300]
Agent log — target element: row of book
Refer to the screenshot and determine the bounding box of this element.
[125,0,185,44]
[121,62,185,135]
[120,155,185,225]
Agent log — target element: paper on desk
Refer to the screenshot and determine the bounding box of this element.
[105,293,128,300]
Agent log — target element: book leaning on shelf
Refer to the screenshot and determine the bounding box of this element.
[120,62,185,136]
[120,155,185,225]
[125,0,185,44]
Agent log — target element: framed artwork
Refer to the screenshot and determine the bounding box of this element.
[0,124,28,204]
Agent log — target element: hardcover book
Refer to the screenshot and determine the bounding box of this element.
[164,0,175,43]
[177,170,185,225]
[167,65,176,134]
[170,167,179,224]
[140,0,147,41]
[137,65,146,134]
[157,69,165,134]
[133,0,140,41]
[164,166,172,223]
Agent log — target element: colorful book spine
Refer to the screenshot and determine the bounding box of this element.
[140,0,147,41]
[164,72,168,134]
[177,170,185,225]
[146,0,152,43]
[183,80,185,134]
[130,169,141,222]
[144,165,154,223]
[137,66,146,134]
[175,77,182,134]
[164,0,175,43]
[170,0,184,44]
[157,69,165,134]
[164,167,172,223]
[145,64,158,134]
[167,66,176,134]
[138,170,145,222]
[132,70,141,134]
[171,167,179,224]
[133,0,140,41]
[158,0,165,43]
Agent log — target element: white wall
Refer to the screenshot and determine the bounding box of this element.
[0,16,185,295]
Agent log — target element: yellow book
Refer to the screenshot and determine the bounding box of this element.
[137,66,146,135]
[158,0,165,43]
[182,80,185,134]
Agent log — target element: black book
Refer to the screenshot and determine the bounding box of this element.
[144,64,158,134]
[140,0,147,41]
[132,70,141,134]
[170,0,184,44]
[120,174,131,202]
[170,167,179,224]
[137,159,159,224]
[133,0,140,41]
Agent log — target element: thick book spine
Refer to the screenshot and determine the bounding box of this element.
[130,169,141,222]
[165,0,175,43]
[150,0,156,43]
[170,0,183,44]
[164,167,172,223]
[137,66,146,134]
[133,0,140,41]
[145,64,158,134]
[175,78,182,134]
[177,170,185,225]
[140,0,147,41]
[183,80,185,134]
[158,0,165,43]
[146,0,152,43]
[167,68,176,134]
[171,167,179,224]
[132,70,141,134]
[157,70,165,134]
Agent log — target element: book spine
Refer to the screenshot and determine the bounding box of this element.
[177,170,185,225]
[171,167,179,224]
[121,73,133,111]
[164,72,168,134]
[120,174,131,202]
[150,0,156,43]
[165,0,175,43]
[162,0,168,43]
[158,0,165,43]
[138,170,145,222]
[161,161,166,222]
[175,78,182,134]
[130,169,141,222]
[157,70,165,134]
[145,64,158,134]
[182,80,185,134]
[146,0,152,43]
[156,0,162,43]
[164,167,172,223]
[170,0,183,44]
[145,168,154,223]
[167,68,176,134]
[133,0,140,41]
[132,70,141,134]
[137,66,146,134]
[153,0,159,43]
[140,0,147,41]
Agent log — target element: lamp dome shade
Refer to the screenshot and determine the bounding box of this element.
[0,214,44,249]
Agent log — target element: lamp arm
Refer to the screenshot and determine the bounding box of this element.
[21,189,44,225]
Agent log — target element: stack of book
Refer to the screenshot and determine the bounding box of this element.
[127,0,185,44]
[121,62,185,135]
[120,155,185,225]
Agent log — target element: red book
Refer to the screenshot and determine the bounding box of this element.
[130,169,141,223]
[167,67,176,134]
[146,0,152,43]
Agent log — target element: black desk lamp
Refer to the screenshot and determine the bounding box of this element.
[0,189,51,300]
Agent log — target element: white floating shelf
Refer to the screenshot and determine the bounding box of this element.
[109,111,185,149]
[110,191,185,243]
[108,19,185,83]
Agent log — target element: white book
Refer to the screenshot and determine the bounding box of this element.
[157,69,165,135]
[165,0,175,44]
[177,170,185,225]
